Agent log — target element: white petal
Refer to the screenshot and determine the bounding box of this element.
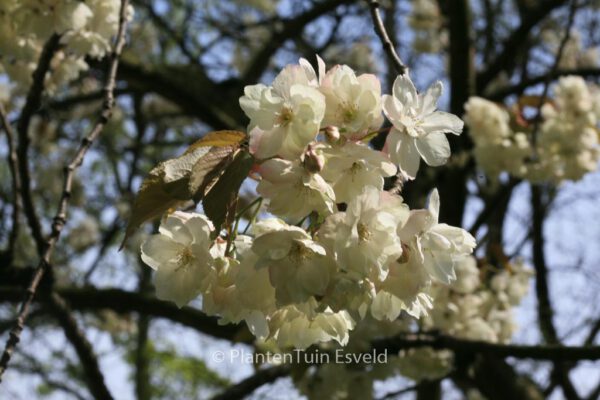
[245,311,269,341]
[427,188,441,221]
[421,111,464,135]
[392,74,418,108]
[185,214,214,243]
[415,132,451,166]
[154,262,205,307]
[420,81,443,115]
[382,94,404,123]
[423,251,456,284]
[398,135,421,179]
[159,214,193,245]
[250,127,285,160]
[316,55,326,84]
[140,236,183,270]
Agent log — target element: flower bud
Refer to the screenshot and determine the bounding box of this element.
[324,125,340,143]
[302,144,325,173]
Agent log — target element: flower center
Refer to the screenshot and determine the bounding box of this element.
[175,247,195,271]
[340,102,358,124]
[357,222,371,242]
[289,240,311,263]
[276,106,294,127]
[350,162,363,174]
[401,109,425,137]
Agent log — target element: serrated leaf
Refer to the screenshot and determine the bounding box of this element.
[203,151,254,233]
[188,146,237,203]
[121,130,247,248]
[185,130,247,153]
[164,146,212,184]
[120,165,184,248]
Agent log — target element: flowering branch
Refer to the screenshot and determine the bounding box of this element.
[372,332,600,361]
[0,0,131,383]
[365,0,407,75]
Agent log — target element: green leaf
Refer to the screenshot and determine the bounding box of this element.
[121,130,247,248]
[120,165,184,248]
[186,130,247,150]
[188,146,237,203]
[203,150,254,233]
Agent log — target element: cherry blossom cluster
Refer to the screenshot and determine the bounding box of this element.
[140,57,475,350]
[0,0,133,95]
[465,76,600,183]
[408,0,446,54]
[294,256,533,398]
[395,256,532,381]
[541,27,599,69]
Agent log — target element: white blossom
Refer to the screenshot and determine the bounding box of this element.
[320,64,384,137]
[269,299,355,349]
[318,186,407,281]
[140,212,215,307]
[399,189,476,284]
[251,223,337,305]
[319,142,396,203]
[383,75,463,179]
[256,158,335,220]
[240,63,325,159]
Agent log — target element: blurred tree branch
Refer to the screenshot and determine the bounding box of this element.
[0,0,131,386]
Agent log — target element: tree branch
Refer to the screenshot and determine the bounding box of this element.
[486,68,600,100]
[0,0,130,383]
[210,365,291,400]
[0,285,244,342]
[0,104,22,262]
[372,332,600,361]
[48,292,113,400]
[16,34,62,256]
[476,0,568,92]
[365,0,407,75]
[241,0,351,85]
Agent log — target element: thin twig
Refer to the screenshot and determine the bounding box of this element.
[16,34,62,256]
[468,178,520,236]
[48,292,114,400]
[365,0,407,75]
[210,365,291,400]
[0,104,22,261]
[12,351,88,400]
[0,0,130,383]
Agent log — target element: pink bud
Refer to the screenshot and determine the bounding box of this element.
[302,144,325,173]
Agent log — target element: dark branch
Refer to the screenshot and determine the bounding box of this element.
[16,34,62,255]
[476,0,569,92]
[210,365,291,400]
[0,104,22,262]
[241,0,351,85]
[486,68,600,100]
[0,285,244,342]
[372,333,600,361]
[49,293,113,400]
[0,0,130,383]
[365,0,407,75]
